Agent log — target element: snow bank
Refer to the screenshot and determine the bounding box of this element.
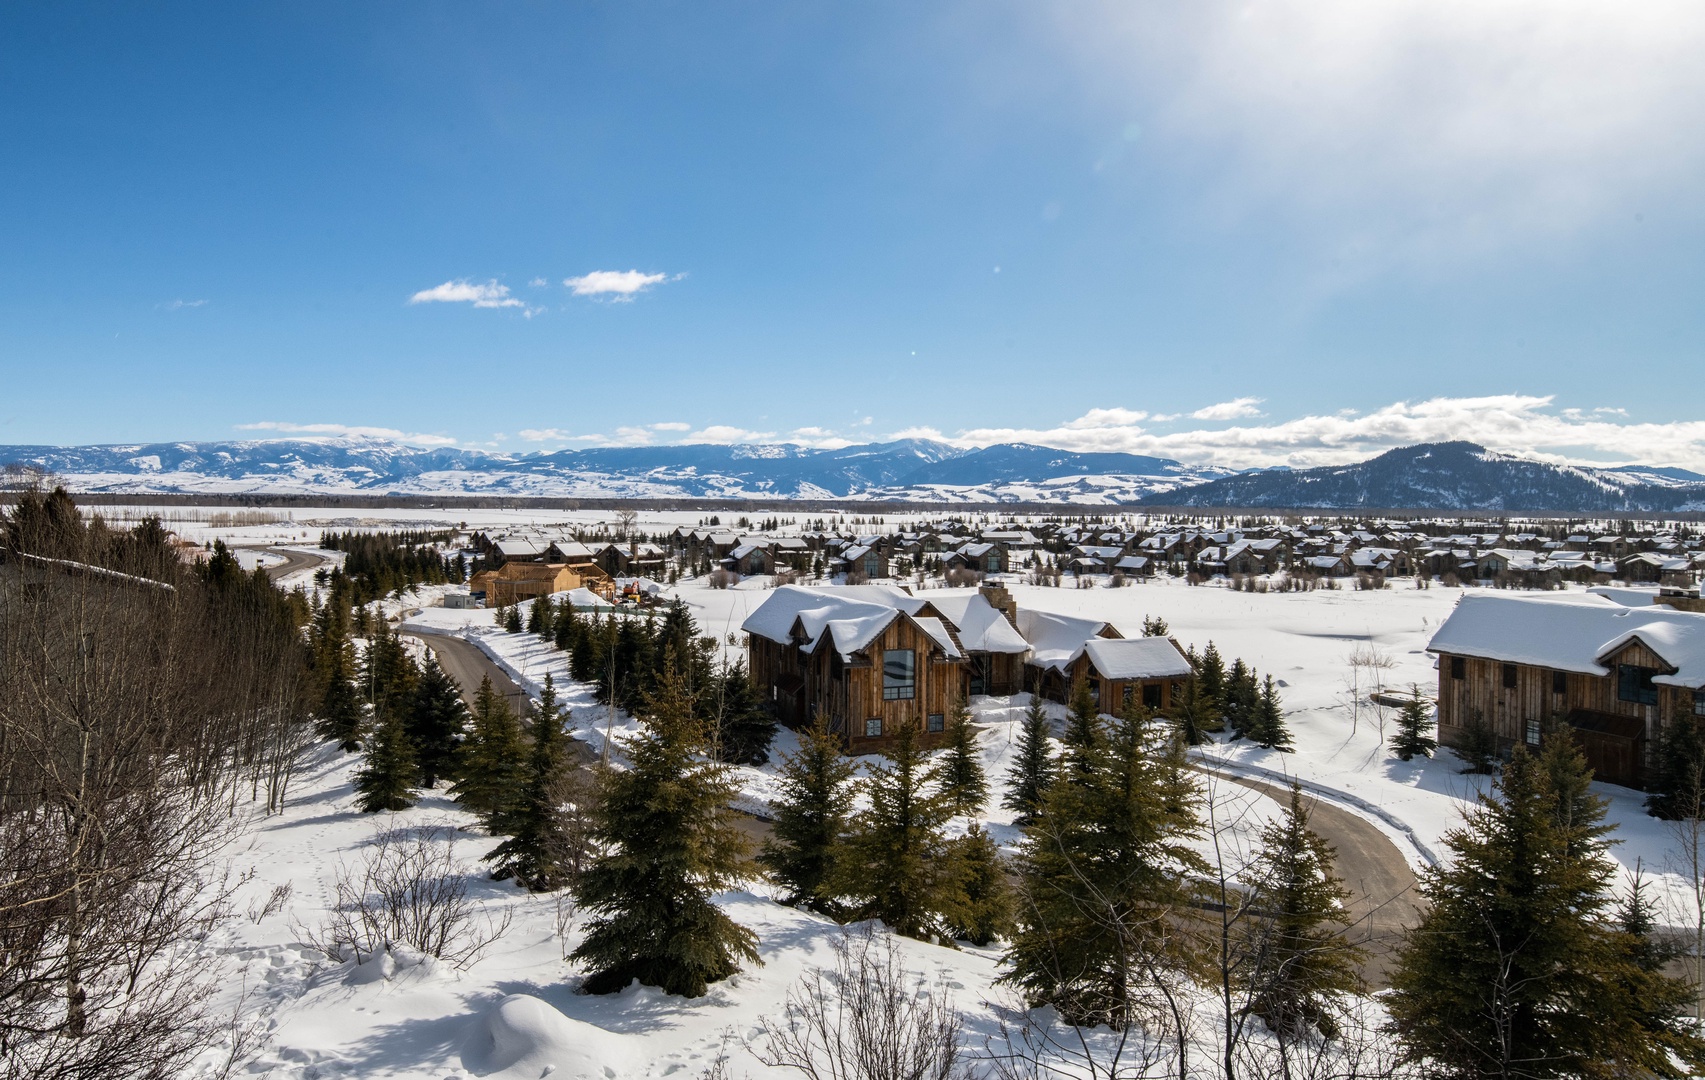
[461,994,629,1079]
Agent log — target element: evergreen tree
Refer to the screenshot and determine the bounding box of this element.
[944,823,1013,947]
[1061,679,1103,780]
[406,655,468,787]
[759,714,856,914]
[827,717,957,939]
[1389,685,1438,762]
[1173,675,1215,746]
[553,601,579,653]
[487,675,579,890]
[1609,867,1705,1076]
[360,623,420,722]
[527,595,553,638]
[1387,748,1704,1078]
[316,645,365,752]
[1002,695,1057,826]
[503,604,524,634]
[354,706,418,813]
[1198,640,1227,713]
[1646,710,1705,819]
[1003,707,1207,1028]
[936,697,989,818]
[1248,675,1292,751]
[1455,707,1500,774]
[710,659,777,766]
[1240,784,1365,1039]
[452,677,527,832]
[572,661,758,996]
[1224,659,1260,740]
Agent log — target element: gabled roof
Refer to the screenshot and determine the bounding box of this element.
[922,591,1030,654]
[1018,609,1116,672]
[1427,592,1705,687]
[1082,637,1194,681]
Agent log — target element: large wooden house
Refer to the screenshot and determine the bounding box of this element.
[469,560,612,608]
[743,584,968,753]
[1426,593,1705,788]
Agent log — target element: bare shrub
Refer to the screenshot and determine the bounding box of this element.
[246,881,294,925]
[708,569,740,590]
[945,568,982,588]
[845,570,870,586]
[1109,572,1127,588]
[308,822,510,968]
[773,569,798,588]
[755,926,965,1080]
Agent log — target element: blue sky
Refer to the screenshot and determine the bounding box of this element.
[4,2,1704,469]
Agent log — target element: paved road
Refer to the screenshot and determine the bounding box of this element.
[398,627,536,716]
[248,546,329,583]
[1220,773,1422,987]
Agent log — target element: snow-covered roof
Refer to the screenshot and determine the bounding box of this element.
[1017,608,1115,672]
[1427,593,1705,687]
[1082,637,1193,681]
[923,592,1030,655]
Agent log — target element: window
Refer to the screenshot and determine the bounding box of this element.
[865,554,881,577]
[1552,669,1568,696]
[1695,690,1705,717]
[927,713,945,733]
[864,717,883,737]
[1618,664,1660,706]
[988,554,1001,572]
[1450,656,1466,680]
[1144,682,1163,709]
[1526,718,1541,746]
[1501,664,1518,690]
[1089,679,1102,708]
[882,649,916,701]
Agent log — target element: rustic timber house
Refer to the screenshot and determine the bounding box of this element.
[1427,593,1705,788]
[742,584,968,753]
[1063,637,1195,714]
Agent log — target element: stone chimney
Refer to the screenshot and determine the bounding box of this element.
[979,583,1018,628]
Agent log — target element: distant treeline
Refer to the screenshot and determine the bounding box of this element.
[319,529,464,603]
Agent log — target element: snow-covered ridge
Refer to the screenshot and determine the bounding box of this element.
[0,437,1233,504]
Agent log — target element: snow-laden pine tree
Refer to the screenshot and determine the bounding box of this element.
[1248,675,1292,751]
[354,706,418,813]
[944,823,1012,947]
[572,661,757,996]
[1389,685,1437,762]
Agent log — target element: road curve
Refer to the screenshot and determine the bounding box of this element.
[1221,772,1422,988]
[398,626,536,716]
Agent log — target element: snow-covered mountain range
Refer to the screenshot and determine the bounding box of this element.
[1142,441,1705,512]
[5,437,1702,510]
[0,438,1235,503]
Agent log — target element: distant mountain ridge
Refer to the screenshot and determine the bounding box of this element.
[0,438,1233,504]
[6,437,1701,510]
[1143,441,1705,512]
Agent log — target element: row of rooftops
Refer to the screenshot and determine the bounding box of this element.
[741,583,1194,682]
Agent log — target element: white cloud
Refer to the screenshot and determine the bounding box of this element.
[688,425,777,445]
[1190,397,1265,421]
[407,279,525,309]
[519,428,571,442]
[650,421,691,432]
[166,298,208,310]
[789,427,855,449]
[563,270,672,300]
[235,422,459,447]
[528,277,548,288]
[1064,407,1149,429]
[926,396,1705,472]
[1055,2,1705,274]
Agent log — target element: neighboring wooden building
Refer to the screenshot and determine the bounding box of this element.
[469,561,612,607]
[1065,636,1195,715]
[1018,608,1123,703]
[1427,593,1705,789]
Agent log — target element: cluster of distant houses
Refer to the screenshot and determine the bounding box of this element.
[454,518,1705,610]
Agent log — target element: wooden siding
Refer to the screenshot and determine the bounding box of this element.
[1433,639,1698,789]
[1066,652,1181,716]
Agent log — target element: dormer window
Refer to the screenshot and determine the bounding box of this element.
[1618,665,1659,706]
